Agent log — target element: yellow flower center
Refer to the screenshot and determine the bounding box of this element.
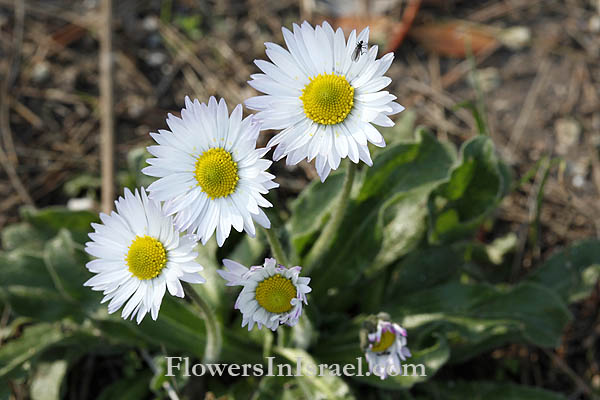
[255,274,297,314]
[194,148,239,199]
[126,235,167,280]
[300,73,354,125]
[370,331,396,352]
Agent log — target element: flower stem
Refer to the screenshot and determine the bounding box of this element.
[182,282,221,363]
[263,226,288,266]
[305,162,356,271]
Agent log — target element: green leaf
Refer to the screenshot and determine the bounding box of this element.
[367,187,432,275]
[191,238,225,312]
[385,246,464,297]
[389,281,571,360]
[0,317,30,342]
[527,239,600,303]
[149,355,189,394]
[0,230,97,321]
[0,248,84,321]
[64,174,101,197]
[1,222,49,252]
[30,360,69,400]
[358,130,455,202]
[289,170,348,256]
[0,286,81,322]
[94,305,261,366]
[275,347,355,399]
[95,296,208,360]
[311,131,455,304]
[0,378,10,400]
[43,230,97,306]
[227,233,266,267]
[0,250,55,289]
[96,371,152,400]
[0,323,66,378]
[221,375,295,400]
[428,136,510,243]
[118,147,155,190]
[377,109,417,145]
[289,312,315,350]
[20,206,98,245]
[417,380,567,400]
[220,329,264,364]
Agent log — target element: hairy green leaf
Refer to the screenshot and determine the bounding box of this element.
[428,136,510,243]
[0,323,66,378]
[289,170,347,256]
[527,239,600,303]
[311,131,455,306]
[20,206,98,245]
[30,360,69,400]
[390,282,571,359]
[417,380,567,400]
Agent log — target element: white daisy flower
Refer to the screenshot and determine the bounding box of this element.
[246,21,404,181]
[142,96,279,247]
[217,258,312,331]
[84,187,205,324]
[365,320,412,379]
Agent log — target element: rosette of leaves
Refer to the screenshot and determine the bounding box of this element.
[2,118,598,399]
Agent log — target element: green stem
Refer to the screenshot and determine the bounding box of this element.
[182,282,221,363]
[262,330,273,359]
[305,162,356,271]
[263,226,288,266]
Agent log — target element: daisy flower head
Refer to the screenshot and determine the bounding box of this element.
[142,97,279,247]
[246,21,404,181]
[363,317,411,380]
[84,187,205,324]
[217,258,312,331]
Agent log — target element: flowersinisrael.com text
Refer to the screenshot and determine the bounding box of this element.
[165,356,426,378]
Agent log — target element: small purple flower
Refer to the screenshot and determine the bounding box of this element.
[217,258,311,331]
[365,319,411,379]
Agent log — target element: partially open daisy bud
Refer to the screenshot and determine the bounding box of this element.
[361,313,411,379]
[143,96,278,247]
[84,187,205,324]
[246,21,404,181]
[217,258,311,331]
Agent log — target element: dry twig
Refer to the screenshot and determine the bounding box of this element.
[542,348,600,400]
[507,59,552,154]
[99,0,115,213]
[0,0,33,207]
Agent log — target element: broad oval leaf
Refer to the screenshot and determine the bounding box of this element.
[526,239,600,303]
[427,136,511,243]
[311,130,456,307]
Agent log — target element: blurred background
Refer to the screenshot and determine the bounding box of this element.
[1,0,600,398]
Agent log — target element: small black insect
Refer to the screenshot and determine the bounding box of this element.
[351,40,368,62]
